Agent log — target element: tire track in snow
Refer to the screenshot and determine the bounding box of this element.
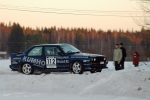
[79,73,117,95]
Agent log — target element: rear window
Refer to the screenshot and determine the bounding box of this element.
[28,47,42,56]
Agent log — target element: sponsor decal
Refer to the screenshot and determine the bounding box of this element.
[22,56,45,67]
[56,56,69,59]
[71,56,88,59]
[12,61,18,64]
[13,57,21,60]
[84,64,91,65]
[83,60,90,62]
[57,60,69,63]
[57,65,69,68]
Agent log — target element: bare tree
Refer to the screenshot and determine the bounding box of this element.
[132,0,150,59]
[132,0,150,29]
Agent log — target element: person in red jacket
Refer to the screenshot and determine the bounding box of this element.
[133,51,139,67]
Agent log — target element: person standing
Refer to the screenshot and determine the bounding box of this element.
[113,44,122,71]
[133,51,139,67]
[119,43,127,69]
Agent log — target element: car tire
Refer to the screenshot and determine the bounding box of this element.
[11,69,18,71]
[44,72,51,74]
[90,70,96,73]
[22,63,34,75]
[97,69,102,72]
[71,61,84,74]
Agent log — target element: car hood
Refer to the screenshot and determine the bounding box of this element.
[70,52,105,57]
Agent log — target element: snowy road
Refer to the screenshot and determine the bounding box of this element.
[0,59,150,100]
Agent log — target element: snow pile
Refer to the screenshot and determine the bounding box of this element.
[0,59,150,100]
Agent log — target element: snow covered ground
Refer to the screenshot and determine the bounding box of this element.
[0,59,150,100]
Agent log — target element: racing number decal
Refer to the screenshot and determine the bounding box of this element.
[46,57,56,68]
[47,58,56,64]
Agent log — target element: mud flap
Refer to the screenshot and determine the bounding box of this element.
[18,66,22,73]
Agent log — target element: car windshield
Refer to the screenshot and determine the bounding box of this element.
[60,44,81,54]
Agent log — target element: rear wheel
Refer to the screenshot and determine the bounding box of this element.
[72,61,84,74]
[22,63,34,75]
[11,69,18,71]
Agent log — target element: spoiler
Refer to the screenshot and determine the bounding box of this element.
[11,52,23,57]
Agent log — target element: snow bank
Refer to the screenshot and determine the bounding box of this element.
[0,60,150,100]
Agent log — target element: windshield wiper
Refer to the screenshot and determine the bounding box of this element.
[75,51,81,53]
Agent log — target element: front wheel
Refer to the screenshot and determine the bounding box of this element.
[71,61,84,74]
[90,70,96,73]
[97,69,102,72]
[22,63,34,75]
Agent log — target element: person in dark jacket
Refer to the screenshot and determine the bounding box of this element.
[119,43,127,69]
[133,51,139,67]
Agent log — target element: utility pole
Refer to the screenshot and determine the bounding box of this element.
[0,25,1,51]
[25,42,26,51]
[108,35,111,60]
[87,34,89,49]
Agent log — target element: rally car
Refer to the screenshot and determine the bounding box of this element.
[10,44,108,75]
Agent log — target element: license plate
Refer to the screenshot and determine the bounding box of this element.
[100,61,104,64]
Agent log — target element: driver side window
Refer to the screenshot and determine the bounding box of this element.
[45,47,60,56]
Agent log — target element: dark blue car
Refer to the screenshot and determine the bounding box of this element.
[10,44,108,75]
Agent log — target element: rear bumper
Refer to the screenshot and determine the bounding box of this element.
[9,65,19,70]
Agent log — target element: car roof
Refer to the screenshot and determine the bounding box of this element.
[33,43,70,47]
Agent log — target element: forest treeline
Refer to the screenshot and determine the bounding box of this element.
[0,22,150,60]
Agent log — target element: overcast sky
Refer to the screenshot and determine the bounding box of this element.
[0,0,143,31]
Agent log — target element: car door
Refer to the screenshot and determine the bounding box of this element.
[44,46,69,71]
[23,46,45,69]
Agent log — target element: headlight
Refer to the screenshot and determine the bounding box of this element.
[104,57,106,60]
[91,58,96,61]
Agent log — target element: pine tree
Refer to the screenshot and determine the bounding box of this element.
[75,33,86,45]
[8,23,24,53]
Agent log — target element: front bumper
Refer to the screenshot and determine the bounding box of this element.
[91,61,108,69]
